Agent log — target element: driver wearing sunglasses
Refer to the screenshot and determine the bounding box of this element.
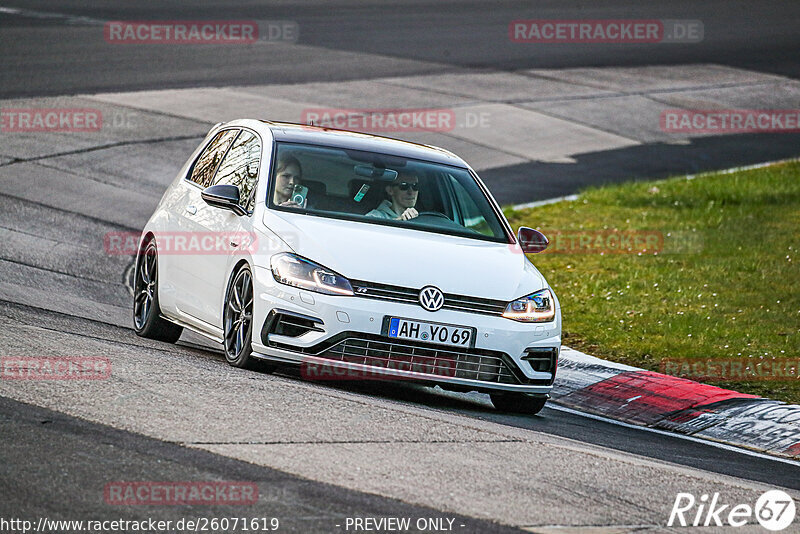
[366,171,420,221]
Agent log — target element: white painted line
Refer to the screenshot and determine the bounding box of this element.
[547,403,800,467]
[511,194,578,211]
[0,5,105,25]
[684,157,800,180]
[510,157,800,211]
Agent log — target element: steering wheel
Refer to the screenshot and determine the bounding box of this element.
[415,211,450,220]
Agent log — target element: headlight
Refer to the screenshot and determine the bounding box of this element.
[270,253,354,296]
[502,288,555,322]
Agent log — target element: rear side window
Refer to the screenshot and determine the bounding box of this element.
[188,129,239,187]
[213,130,262,212]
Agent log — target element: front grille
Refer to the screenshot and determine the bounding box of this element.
[282,333,520,384]
[350,280,507,316]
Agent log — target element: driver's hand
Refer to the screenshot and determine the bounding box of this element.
[398,208,418,220]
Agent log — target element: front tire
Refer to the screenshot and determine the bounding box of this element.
[490,393,548,415]
[223,265,260,369]
[133,239,183,343]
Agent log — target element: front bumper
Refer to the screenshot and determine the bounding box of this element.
[251,266,561,394]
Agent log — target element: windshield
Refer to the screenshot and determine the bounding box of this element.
[267,142,510,243]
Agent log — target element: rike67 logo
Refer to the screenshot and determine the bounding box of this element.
[668,490,796,531]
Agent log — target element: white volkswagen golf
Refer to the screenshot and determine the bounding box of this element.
[134,120,561,414]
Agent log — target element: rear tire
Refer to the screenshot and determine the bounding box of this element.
[133,239,183,343]
[490,393,547,415]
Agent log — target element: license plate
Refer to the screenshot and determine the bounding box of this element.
[386,317,475,348]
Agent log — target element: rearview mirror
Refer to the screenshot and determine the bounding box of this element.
[354,164,398,181]
[201,184,247,216]
[517,227,548,254]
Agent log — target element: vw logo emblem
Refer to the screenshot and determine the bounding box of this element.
[419,286,444,312]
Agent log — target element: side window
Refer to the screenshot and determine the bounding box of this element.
[188,129,239,187]
[445,174,494,237]
[213,131,262,212]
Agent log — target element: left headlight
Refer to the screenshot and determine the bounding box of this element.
[270,253,354,296]
[502,288,555,322]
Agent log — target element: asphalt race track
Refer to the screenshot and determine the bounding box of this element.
[3,0,800,201]
[3,0,800,95]
[1,1,799,532]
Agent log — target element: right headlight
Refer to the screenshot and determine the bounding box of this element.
[502,288,555,322]
[270,253,354,296]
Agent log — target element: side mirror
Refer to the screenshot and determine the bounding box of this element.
[517,227,548,254]
[201,185,247,216]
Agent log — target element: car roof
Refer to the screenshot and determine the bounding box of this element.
[258,121,467,167]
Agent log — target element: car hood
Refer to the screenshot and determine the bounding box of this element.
[263,212,548,301]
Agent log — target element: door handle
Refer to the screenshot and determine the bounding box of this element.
[186,205,197,215]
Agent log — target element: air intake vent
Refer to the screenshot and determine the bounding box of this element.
[523,348,559,374]
[261,309,324,344]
